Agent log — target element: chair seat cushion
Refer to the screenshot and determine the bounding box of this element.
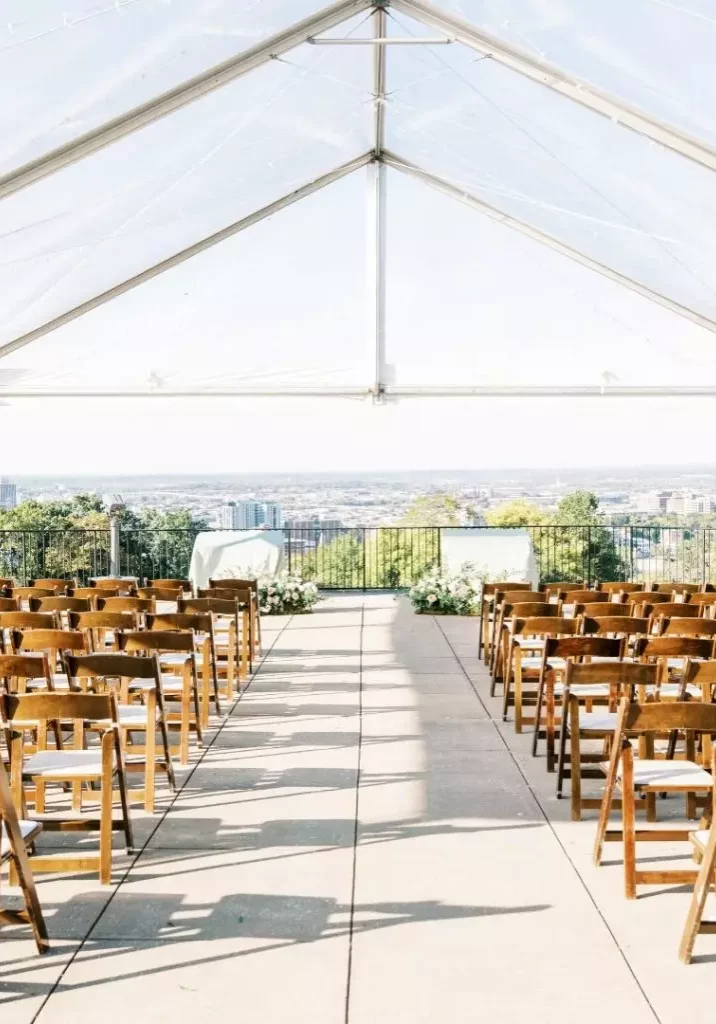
[159,652,197,665]
[574,710,618,733]
[691,829,709,853]
[513,637,546,649]
[1,820,41,860]
[554,683,612,698]
[605,758,713,790]
[658,683,703,699]
[23,750,107,779]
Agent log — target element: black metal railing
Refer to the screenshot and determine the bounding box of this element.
[0,524,715,589]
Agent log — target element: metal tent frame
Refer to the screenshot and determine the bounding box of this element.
[2,0,716,400]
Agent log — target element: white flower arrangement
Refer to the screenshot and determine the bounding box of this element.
[408,563,519,616]
[257,572,320,615]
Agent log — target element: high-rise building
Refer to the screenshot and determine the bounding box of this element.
[220,500,283,529]
[0,479,17,510]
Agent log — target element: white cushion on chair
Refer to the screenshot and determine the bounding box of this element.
[657,683,703,699]
[1,820,40,860]
[159,652,197,665]
[691,830,709,853]
[514,637,546,649]
[605,759,713,790]
[23,750,106,779]
[117,704,154,726]
[576,710,618,732]
[554,683,612,698]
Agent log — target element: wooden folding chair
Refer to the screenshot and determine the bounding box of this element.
[635,636,715,699]
[532,634,624,767]
[199,589,253,676]
[2,691,133,884]
[679,825,716,962]
[179,597,248,691]
[560,659,657,818]
[68,610,139,653]
[479,582,533,664]
[11,628,90,690]
[209,579,262,656]
[593,699,716,899]
[0,756,48,953]
[502,612,574,730]
[119,631,201,764]
[574,602,634,620]
[136,587,182,614]
[490,596,555,688]
[147,612,220,727]
[65,653,175,814]
[628,592,675,616]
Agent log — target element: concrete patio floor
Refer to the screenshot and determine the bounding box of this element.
[1,593,715,1022]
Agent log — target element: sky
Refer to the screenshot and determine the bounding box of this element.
[1,0,716,474]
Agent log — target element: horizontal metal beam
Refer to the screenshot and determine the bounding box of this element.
[383,151,716,337]
[392,0,716,174]
[308,36,454,44]
[0,0,372,200]
[2,385,716,398]
[0,152,374,362]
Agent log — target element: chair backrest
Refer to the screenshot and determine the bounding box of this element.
[653,582,701,595]
[483,581,532,597]
[89,578,138,595]
[564,659,658,690]
[629,591,670,607]
[635,636,715,661]
[581,616,650,637]
[0,597,19,612]
[199,587,250,604]
[97,596,155,614]
[575,601,633,618]
[512,616,577,637]
[0,612,56,631]
[509,602,556,619]
[542,582,586,594]
[65,651,160,683]
[69,610,138,629]
[11,588,56,605]
[13,628,88,658]
[614,697,716,735]
[27,578,73,593]
[688,593,716,609]
[147,612,212,634]
[119,629,194,654]
[147,578,192,592]
[136,587,183,602]
[683,658,716,692]
[570,590,609,605]
[659,617,716,638]
[648,602,699,620]
[543,635,623,660]
[70,587,120,601]
[0,653,52,690]
[179,597,238,617]
[29,596,92,613]
[501,590,543,604]
[597,581,643,594]
[2,691,116,725]
[209,578,258,595]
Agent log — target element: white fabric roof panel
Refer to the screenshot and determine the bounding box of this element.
[1,0,715,397]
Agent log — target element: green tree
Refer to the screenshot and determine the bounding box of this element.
[399,493,475,526]
[485,500,547,527]
[541,491,628,583]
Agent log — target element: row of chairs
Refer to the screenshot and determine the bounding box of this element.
[0,576,265,954]
[478,578,716,963]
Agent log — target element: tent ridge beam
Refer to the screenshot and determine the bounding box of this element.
[0,152,375,362]
[3,385,716,398]
[0,0,373,200]
[391,0,716,174]
[382,150,716,336]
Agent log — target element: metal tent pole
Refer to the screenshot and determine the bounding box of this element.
[368,5,388,400]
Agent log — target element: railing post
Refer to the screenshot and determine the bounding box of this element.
[703,528,708,589]
[109,517,121,577]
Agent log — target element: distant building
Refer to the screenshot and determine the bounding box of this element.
[221,500,283,529]
[636,490,669,515]
[0,479,17,510]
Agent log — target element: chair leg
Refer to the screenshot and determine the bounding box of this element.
[113,731,134,853]
[502,642,514,721]
[555,696,571,797]
[156,692,176,792]
[679,824,716,963]
[143,691,156,814]
[0,764,49,953]
[569,699,582,820]
[100,735,114,885]
[622,746,637,899]
[532,676,546,757]
[594,741,624,866]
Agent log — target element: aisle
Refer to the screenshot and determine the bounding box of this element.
[1,595,670,1022]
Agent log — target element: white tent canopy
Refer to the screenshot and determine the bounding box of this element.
[1,0,716,399]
